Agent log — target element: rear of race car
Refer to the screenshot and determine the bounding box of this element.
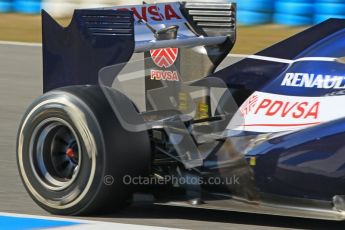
[17,1,240,215]
[17,0,345,220]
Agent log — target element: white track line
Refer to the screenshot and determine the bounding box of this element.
[0,41,41,47]
[49,223,183,230]
[0,212,184,230]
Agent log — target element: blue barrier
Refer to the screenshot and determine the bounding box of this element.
[236,0,275,13]
[0,0,12,13]
[274,0,314,2]
[13,0,41,14]
[315,3,345,15]
[314,14,345,24]
[275,1,314,15]
[314,0,345,2]
[0,0,345,26]
[273,13,313,26]
[238,10,272,25]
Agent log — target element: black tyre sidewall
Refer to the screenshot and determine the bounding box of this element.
[17,86,151,215]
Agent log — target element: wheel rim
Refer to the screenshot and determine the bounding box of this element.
[29,118,82,191]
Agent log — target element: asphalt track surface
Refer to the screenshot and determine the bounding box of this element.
[0,43,345,230]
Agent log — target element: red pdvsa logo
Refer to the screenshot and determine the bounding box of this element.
[240,95,258,116]
[150,48,178,68]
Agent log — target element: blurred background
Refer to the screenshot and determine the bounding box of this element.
[0,0,344,53]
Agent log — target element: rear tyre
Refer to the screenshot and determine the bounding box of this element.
[17,86,151,215]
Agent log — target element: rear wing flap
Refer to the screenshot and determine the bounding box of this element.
[42,1,236,92]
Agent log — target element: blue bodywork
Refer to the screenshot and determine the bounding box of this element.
[247,119,345,200]
[213,19,345,93]
[210,19,345,202]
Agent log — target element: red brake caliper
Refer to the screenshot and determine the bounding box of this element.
[66,148,75,158]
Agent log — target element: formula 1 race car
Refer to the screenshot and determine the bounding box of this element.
[16,1,345,220]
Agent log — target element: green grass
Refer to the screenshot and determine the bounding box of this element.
[0,14,307,54]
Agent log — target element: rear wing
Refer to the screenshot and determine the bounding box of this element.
[42,1,236,92]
